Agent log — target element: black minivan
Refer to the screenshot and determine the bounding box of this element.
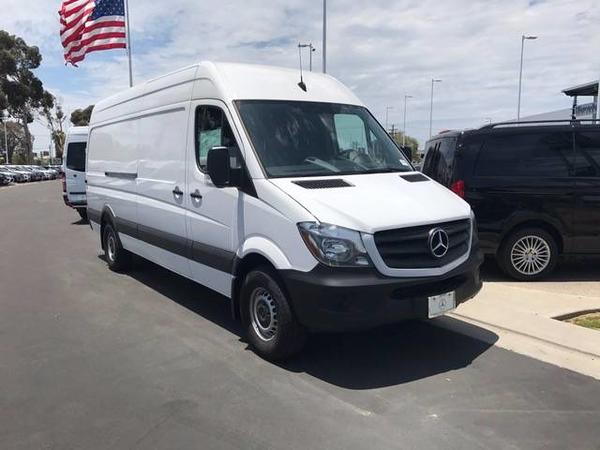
[422,121,600,280]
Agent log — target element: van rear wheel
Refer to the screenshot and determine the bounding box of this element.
[240,267,306,361]
[103,223,132,272]
[498,227,558,281]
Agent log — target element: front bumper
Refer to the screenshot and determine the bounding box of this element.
[280,247,483,332]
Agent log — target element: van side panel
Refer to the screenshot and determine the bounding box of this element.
[136,103,190,277]
[87,118,140,236]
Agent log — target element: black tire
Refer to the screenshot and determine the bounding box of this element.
[77,209,88,221]
[498,227,558,281]
[240,267,306,361]
[102,223,132,272]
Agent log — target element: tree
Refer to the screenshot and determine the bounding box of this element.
[0,30,50,163]
[70,105,94,126]
[389,131,420,161]
[41,92,66,160]
[0,119,30,163]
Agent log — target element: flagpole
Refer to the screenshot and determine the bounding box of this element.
[322,0,327,74]
[124,0,133,87]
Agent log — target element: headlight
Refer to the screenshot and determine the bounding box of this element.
[298,222,372,267]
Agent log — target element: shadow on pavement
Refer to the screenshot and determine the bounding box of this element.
[119,255,498,389]
[481,255,600,282]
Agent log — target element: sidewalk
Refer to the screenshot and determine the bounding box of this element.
[433,268,600,380]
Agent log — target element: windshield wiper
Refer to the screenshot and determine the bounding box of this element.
[359,167,410,174]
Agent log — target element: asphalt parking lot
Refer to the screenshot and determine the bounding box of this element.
[1,181,599,450]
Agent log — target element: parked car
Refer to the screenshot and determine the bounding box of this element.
[422,120,600,281]
[5,167,31,182]
[0,169,15,184]
[87,62,483,360]
[18,166,43,181]
[0,172,10,185]
[62,127,88,220]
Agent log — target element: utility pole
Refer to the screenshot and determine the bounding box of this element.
[385,106,394,133]
[402,94,413,146]
[517,34,537,121]
[322,0,327,73]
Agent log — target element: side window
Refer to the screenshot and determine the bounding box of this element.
[334,114,367,151]
[422,141,440,176]
[436,137,457,186]
[575,131,600,177]
[477,131,573,177]
[66,142,87,172]
[195,106,237,171]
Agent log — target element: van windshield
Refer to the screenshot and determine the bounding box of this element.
[236,100,413,178]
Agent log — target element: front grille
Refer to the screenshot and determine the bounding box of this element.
[374,219,471,269]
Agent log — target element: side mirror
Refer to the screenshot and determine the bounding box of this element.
[207,146,231,188]
[207,146,244,188]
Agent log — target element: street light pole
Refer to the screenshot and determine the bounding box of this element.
[298,43,316,71]
[429,79,442,139]
[517,34,537,121]
[385,106,394,133]
[322,0,327,73]
[402,95,413,146]
[2,113,8,165]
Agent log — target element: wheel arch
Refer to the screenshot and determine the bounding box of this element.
[500,219,564,255]
[99,205,117,249]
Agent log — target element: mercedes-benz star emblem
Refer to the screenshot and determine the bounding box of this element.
[428,228,449,258]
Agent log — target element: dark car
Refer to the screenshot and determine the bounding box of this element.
[422,120,600,280]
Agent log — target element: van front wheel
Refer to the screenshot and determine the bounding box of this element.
[103,223,132,272]
[241,268,306,360]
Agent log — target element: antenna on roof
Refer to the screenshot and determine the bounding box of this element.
[297,43,307,92]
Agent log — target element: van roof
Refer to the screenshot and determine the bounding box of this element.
[92,61,364,125]
[68,126,89,136]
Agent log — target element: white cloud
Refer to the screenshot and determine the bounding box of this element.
[2,0,599,147]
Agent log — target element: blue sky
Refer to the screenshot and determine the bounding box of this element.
[2,0,599,153]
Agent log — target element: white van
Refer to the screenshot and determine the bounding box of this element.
[87,62,482,359]
[62,126,88,220]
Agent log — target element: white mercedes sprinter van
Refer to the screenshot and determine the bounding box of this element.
[87,62,482,360]
[62,126,89,220]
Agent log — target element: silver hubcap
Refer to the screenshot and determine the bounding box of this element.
[510,235,551,276]
[250,288,278,342]
[107,234,116,262]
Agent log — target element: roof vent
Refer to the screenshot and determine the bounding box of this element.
[292,179,353,189]
[399,173,429,183]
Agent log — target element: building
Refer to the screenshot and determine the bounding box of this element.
[522,80,598,121]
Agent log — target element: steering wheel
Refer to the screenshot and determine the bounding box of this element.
[338,149,371,167]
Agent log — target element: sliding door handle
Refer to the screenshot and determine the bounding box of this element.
[190,190,203,200]
[172,187,184,196]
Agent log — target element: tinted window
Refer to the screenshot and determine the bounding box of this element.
[195,106,237,171]
[236,101,412,178]
[66,142,86,172]
[477,131,572,177]
[422,137,457,186]
[575,131,600,177]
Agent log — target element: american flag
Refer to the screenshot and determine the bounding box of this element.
[59,0,127,66]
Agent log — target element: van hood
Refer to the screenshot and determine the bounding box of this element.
[268,172,472,234]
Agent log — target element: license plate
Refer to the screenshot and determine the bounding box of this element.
[428,291,456,318]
